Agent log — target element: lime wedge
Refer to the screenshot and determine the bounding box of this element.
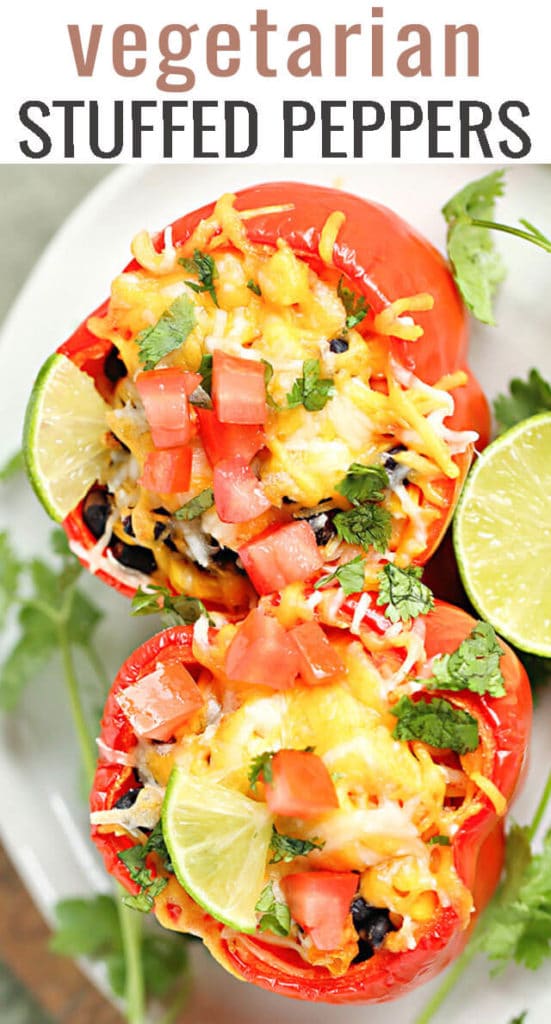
[453,413,551,656]
[23,353,109,522]
[162,770,272,933]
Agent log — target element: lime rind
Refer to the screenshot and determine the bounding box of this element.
[162,769,273,933]
[453,412,551,657]
[23,352,109,522]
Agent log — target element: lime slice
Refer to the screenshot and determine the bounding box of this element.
[453,413,551,656]
[24,353,109,522]
[162,770,272,933]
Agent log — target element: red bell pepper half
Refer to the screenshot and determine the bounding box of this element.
[90,598,530,1005]
[57,182,490,598]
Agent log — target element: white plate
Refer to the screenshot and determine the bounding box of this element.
[1,164,550,1024]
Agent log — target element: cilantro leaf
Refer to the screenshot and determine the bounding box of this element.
[287,359,334,412]
[0,531,21,628]
[376,564,434,624]
[442,171,507,325]
[336,463,389,505]
[50,894,120,957]
[179,249,219,306]
[0,450,24,481]
[337,276,369,330]
[118,825,170,913]
[174,488,214,521]
[391,695,479,754]
[333,503,392,554]
[187,353,214,410]
[269,826,324,863]
[428,622,506,698]
[247,279,261,296]
[137,295,196,370]
[427,835,451,847]
[248,750,275,791]
[494,369,551,433]
[131,585,212,626]
[255,883,291,937]
[314,556,365,596]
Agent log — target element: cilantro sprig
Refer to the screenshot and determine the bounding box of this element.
[336,464,388,505]
[494,368,551,433]
[131,584,212,626]
[255,883,291,937]
[287,359,335,412]
[248,750,275,791]
[314,556,365,597]
[391,695,479,754]
[415,770,551,1024]
[269,827,324,864]
[118,823,172,913]
[377,564,434,624]
[337,276,369,330]
[174,488,214,521]
[443,171,551,325]
[334,503,392,554]
[137,295,196,370]
[179,249,219,306]
[428,622,506,698]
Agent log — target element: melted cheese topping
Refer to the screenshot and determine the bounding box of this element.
[86,195,475,597]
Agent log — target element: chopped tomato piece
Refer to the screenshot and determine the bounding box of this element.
[115,662,204,741]
[196,408,265,465]
[136,368,193,448]
[264,750,339,817]
[213,457,271,524]
[140,447,192,494]
[281,872,359,951]
[225,609,299,689]
[289,621,345,686]
[212,351,266,424]
[238,521,323,595]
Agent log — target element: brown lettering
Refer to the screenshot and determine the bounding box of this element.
[112,24,146,78]
[206,24,240,77]
[445,24,479,77]
[397,25,431,77]
[287,25,322,77]
[158,24,198,92]
[251,9,277,77]
[371,6,384,76]
[67,24,103,77]
[335,24,362,76]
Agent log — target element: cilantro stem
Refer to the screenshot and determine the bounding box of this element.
[413,939,481,1024]
[83,642,110,692]
[467,218,551,254]
[528,768,551,841]
[117,887,146,1024]
[57,622,96,787]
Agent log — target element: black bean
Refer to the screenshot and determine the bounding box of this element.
[163,537,178,552]
[153,521,167,541]
[104,346,128,383]
[381,445,410,488]
[109,539,157,574]
[298,509,337,547]
[114,787,142,810]
[122,515,135,538]
[351,897,395,962]
[82,488,111,540]
[152,506,170,516]
[211,546,240,567]
[330,336,349,353]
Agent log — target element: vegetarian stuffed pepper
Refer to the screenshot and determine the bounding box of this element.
[25,183,490,606]
[90,567,530,1003]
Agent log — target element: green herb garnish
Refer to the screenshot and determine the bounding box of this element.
[337,276,369,330]
[248,750,275,791]
[336,463,389,505]
[247,279,262,296]
[118,823,171,913]
[333,503,392,554]
[391,695,479,754]
[428,622,506,698]
[287,359,334,412]
[494,368,551,433]
[427,835,451,847]
[174,488,214,521]
[314,556,365,596]
[377,564,434,623]
[180,249,219,306]
[255,883,291,937]
[269,826,324,863]
[137,295,196,370]
[131,585,212,626]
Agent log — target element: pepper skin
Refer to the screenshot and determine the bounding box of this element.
[59,183,490,596]
[90,598,530,1004]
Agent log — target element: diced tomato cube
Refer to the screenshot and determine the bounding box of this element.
[281,871,359,951]
[136,368,193,448]
[196,408,265,465]
[140,447,192,494]
[289,621,345,686]
[213,457,271,524]
[238,521,323,595]
[264,750,339,817]
[116,662,204,741]
[225,609,299,689]
[212,351,266,424]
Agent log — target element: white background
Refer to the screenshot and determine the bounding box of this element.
[0,0,549,162]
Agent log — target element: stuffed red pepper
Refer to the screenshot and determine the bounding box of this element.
[90,567,529,1003]
[26,183,489,605]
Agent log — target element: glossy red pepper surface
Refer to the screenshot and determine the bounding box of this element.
[60,183,490,597]
[90,598,530,1004]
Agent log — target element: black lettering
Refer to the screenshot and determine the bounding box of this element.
[428,100,454,158]
[193,101,219,158]
[225,101,258,158]
[19,101,51,158]
[390,101,423,157]
[131,101,157,157]
[162,101,188,158]
[499,101,531,159]
[283,101,315,157]
[52,100,85,158]
[321,101,347,158]
[352,101,385,157]
[90,100,124,158]
[459,101,492,157]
